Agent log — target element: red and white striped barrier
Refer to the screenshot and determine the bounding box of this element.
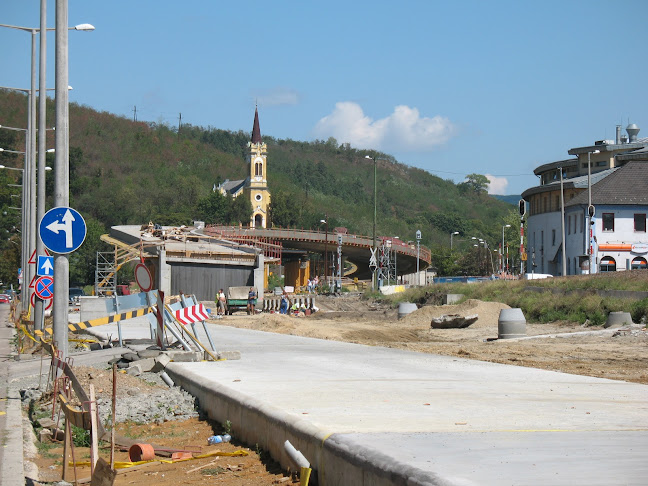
[173,303,210,325]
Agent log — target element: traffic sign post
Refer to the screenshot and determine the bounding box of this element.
[135,263,153,292]
[39,206,87,254]
[37,256,55,277]
[35,276,55,300]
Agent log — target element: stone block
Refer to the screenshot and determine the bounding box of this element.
[167,351,201,362]
[153,353,171,371]
[215,350,241,361]
[126,364,142,376]
[132,357,156,372]
[137,349,162,359]
[39,429,53,443]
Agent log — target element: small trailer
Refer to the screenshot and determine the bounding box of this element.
[226,286,257,315]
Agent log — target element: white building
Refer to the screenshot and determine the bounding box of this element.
[522,124,648,275]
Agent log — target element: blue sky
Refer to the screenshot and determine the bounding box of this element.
[2,0,647,195]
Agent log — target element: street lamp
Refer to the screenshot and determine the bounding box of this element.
[320,216,328,279]
[365,155,386,290]
[2,14,94,342]
[416,229,421,286]
[586,149,600,274]
[450,231,459,249]
[501,224,511,273]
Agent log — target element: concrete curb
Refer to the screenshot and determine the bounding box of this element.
[166,363,446,485]
[1,386,25,485]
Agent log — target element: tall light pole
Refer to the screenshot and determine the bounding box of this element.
[559,166,567,276]
[501,224,511,274]
[1,18,93,327]
[450,231,459,250]
[416,230,421,286]
[586,149,600,275]
[320,216,328,279]
[365,155,385,291]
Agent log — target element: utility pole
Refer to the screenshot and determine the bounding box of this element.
[132,105,137,122]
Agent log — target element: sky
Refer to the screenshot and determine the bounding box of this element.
[2,0,647,195]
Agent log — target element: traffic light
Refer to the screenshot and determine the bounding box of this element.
[518,199,526,217]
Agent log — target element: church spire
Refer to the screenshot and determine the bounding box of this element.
[251,106,262,144]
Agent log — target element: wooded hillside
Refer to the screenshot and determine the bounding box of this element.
[0,89,519,285]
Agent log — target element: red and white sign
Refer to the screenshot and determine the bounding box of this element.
[173,303,210,326]
[135,263,153,292]
[631,243,648,254]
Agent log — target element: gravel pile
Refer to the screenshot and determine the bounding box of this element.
[12,360,200,426]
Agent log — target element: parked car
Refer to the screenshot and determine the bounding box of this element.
[0,294,10,304]
[69,287,86,305]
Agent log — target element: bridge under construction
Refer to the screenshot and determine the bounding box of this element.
[204,225,431,280]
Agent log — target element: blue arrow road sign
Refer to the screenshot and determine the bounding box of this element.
[37,256,54,277]
[39,206,87,254]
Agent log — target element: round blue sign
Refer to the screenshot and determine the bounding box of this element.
[39,206,87,254]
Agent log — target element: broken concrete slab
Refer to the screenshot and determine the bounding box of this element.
[153,353,171,371]
[166,351,202,362]
[137,349,162,359]
[215,350,241,361]
[126,364,142,376]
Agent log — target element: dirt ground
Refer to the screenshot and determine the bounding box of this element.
[29,295,648,485]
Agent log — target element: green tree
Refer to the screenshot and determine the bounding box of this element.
[195,191,229,224]
[69,216,110,286]
[269,190,300,228]
[227,194,252,225]
[458,173,489,194]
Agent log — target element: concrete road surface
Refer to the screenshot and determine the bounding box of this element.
[85,318,648,485]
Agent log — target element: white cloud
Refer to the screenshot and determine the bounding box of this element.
[485,174,509,195]
[312,102,455,152]
[255,87,299,107]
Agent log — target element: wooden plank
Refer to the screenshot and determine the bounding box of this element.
[89,385,99,475]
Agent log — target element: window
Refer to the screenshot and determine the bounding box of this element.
[552,229,556,246]
[254,162,263,176]
[567,215,571,235]
[600,256,616,272]
[595,161,607,167]
[602,213,614,232]
[580,215,583,233]
[631,257,647,270]
[635,214,646,232]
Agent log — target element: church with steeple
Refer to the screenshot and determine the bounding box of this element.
[216,107,271,228]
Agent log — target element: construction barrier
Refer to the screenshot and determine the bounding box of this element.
[34,307,153,339]
[263,296,315,312]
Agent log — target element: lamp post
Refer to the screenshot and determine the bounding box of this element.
[320,216,328,279]
[586,149,600,275]
[365,155,386,291]
[1,18,93,327]
[501,224,511,273]
[559,166,567,276]
[450,231,459,250]
[416,230,421,286]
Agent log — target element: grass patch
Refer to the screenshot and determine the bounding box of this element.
[377,271,648,325]
[201,466,225,476]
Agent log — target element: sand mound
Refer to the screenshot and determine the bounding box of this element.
[400,299,510,328]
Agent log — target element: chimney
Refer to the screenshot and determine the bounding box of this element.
[626,123,640,143]
[616,125,621,144]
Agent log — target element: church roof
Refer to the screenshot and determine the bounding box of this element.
[218,179,247,196]
[251,107,262,144]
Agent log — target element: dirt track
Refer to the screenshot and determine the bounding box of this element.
[216,295,648,385]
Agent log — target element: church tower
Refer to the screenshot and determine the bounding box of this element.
[245,107,271,228]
